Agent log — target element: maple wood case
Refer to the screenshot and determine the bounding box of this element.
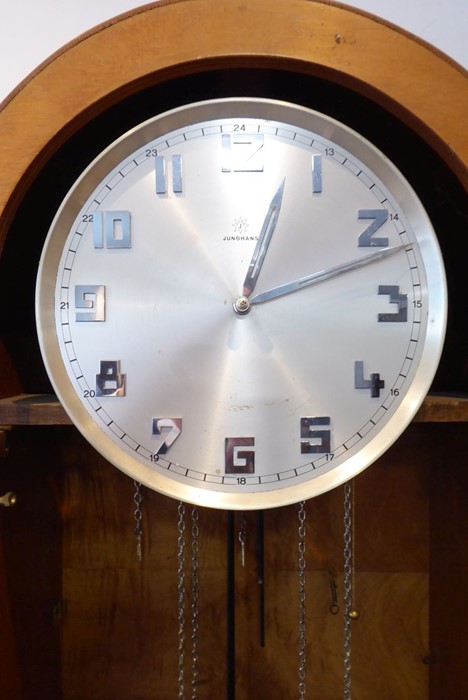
[0,2,466,698]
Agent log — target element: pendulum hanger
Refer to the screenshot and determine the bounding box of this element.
[298,501,307,700]
[177,502,186,699]
[133,481,143,561]
[177,502,200,700]
[190,506,200,700]
[343,481,358,699]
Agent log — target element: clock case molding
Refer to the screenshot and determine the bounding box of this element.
[0,2,467,699]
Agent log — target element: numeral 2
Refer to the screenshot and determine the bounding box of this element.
[358,209,388,247]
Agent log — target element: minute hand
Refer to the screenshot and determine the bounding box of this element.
[249,244,408,305]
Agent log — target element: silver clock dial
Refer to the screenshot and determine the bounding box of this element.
[36,99,446,509]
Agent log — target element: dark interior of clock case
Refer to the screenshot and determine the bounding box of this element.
[1,68,467,396]
[0,68,467,700]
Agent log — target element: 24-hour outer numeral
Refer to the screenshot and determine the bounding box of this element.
[225,437,256,474]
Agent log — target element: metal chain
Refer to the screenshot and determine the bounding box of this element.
[298,500,307,700]
[343,481,353,700]
[190,506,200,700]
[177,502,186,699]
[133,481,143,561]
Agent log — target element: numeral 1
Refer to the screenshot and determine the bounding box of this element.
[311,154,322,193]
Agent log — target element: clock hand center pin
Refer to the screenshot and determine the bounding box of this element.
[234,178,286,316]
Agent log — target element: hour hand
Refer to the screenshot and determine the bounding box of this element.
[242,178,285,297]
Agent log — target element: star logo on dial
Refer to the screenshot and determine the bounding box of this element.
[232,217,249,235]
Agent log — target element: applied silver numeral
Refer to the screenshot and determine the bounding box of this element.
[358,209,389,247]
[96,360,126,397]
[152,418,182,455]
[225,437,255,474]
[354,361,385,397]
[311,154,322,193]
[155,154,183,194]
[93,211,131,249]
[300,417,331,454]
[74,285,106,322]
[222,133,264,172]
[378,285,408,322]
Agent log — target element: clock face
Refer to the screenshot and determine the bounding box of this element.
[36,98,446,509]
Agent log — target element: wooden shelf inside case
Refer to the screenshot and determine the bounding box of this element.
[0,393,467,428]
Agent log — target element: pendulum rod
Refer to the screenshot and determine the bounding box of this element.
[256,510,265,647]
[227,511,236,700]
[298,501,307,700]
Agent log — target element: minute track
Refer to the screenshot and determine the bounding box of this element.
[36,97,446,509]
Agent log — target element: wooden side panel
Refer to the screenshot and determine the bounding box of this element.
[0,427,62,700]
[0,526,23,699]
[429,423,468,700]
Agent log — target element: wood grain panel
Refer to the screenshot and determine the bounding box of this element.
[0,427,63,700]
[428,423,468,700]
[352,573,429,700]
[0,527,23,699]
[57,425,432,699]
